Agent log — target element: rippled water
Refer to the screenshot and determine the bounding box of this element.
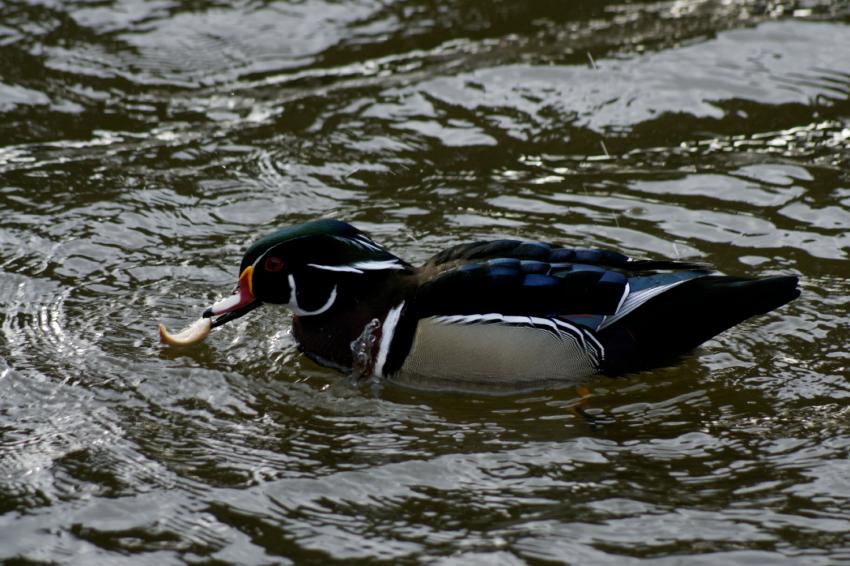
[2,0,850,563]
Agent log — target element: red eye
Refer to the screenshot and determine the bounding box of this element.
[264,256,284,272]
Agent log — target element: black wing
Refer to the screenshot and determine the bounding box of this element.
[424,239,709,272]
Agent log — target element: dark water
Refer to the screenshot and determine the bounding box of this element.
[2,0,850,563]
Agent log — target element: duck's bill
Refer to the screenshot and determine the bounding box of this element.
[202,265,262,328]
[160,266,261,347]
[204,299,262,328]
[159,294,259,348]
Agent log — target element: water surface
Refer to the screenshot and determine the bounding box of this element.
[1,0,849,563]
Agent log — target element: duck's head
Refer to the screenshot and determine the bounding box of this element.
[203,219,409,328]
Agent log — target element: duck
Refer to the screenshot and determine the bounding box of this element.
[198,219,799,388]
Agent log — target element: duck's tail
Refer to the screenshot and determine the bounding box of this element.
[598,275,800,374]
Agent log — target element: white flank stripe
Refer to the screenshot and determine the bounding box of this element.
[599,278,692,329]
[533,316,561,338]
[287,274,338,316]
[552,318,588,350]
[616,281,630,313]
[584,332,605,363]
[374,301,405,377]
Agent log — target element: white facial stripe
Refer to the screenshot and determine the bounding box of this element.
[307,263,364,274]
[374,301,405,378]
[353,236,383,252]
[332,234,383,252]
[307,259,405,273]
[352,260,405,270]
[287,273,338,317]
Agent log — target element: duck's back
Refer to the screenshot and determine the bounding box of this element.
[381,239,799,385]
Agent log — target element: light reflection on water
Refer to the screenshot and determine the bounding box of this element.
[1,0,849,563]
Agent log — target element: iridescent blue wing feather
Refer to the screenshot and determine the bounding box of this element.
[425,239,710,272]
[415,240,711,324]
[412,259,629,319]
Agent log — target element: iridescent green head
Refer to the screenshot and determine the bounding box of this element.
[204,219,409,326]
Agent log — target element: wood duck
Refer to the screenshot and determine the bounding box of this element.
[202,219,800,386]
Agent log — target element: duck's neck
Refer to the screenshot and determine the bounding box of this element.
[290,272,416,374]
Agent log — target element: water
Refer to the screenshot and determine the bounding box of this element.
[1,0,849,563]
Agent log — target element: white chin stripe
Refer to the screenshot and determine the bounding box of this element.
[374,301,405,378]
[287,274,338,316]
